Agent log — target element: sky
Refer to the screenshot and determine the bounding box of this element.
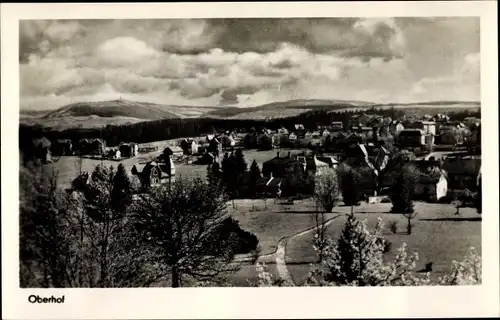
[19,17,480,110]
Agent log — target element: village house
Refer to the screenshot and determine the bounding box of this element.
[380,159,448,202]
[79,138,106,156]
[390,121,405,136]
[288,132,298,141]
[205,134,215,143]
[330,121,344,131]
[259,133,277,150]
[366,115,384,128]
[350,113,373,127]
[191,140,200,155]
[119,142,139,158]
[262,151,303,179]
[278,127,289,135]
[131,157,176,189]
[220,134,236,148]
[208,137,222,158]
[163,146,184,157]
[180,139,191,154]
[321,128,330,137]
[316,155,340,169]
[350,126,373,139]
[294,124,306,138]
[255,175,283,198]
[411,121,437,136]
[397,129,426,148]
[51,139,73,156]
[297,155,330,176]
[442,157,482,191]
[110,148,121,160]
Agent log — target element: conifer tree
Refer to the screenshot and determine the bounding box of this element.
[337,164,362,215]
[249,160,262,198]
[111,163,133,217]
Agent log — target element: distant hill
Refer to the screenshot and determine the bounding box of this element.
[43,99,182,120]
[20,99,224,129]
[19,98,480,129]
[205,99,375,119]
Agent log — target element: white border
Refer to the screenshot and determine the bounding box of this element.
[2,2,499,319]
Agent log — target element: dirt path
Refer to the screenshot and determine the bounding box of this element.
[275,237,295,286]
[233,213,345,286]
[272,214,345,286]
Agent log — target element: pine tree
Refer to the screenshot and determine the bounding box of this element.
[249,160,262,198]
[233,149,248,175]
[338,164,362,214]
[221,152,237,199]
[111,163,133,217]
[324,213,362,285]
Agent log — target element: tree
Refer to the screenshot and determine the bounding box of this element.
[207,162,222,190]
[476,174,482,214]
[403,212,418,235]
[314,167,340,213]
[254,217,482,287]
[249,160,262,199]
[110,164,133,218]
[19,161,73,287]
[232,148,248,173]
[132,177,239,287]
[308,216,427,286]
[390,164,419,214]
[221,152,236,198]
[72,164,155,287]
[337,164,362,215]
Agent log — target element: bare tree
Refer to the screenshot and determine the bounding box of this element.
[312,168,339,262]
[403,212,419,235]
[133,177,239,287]
[20,160,74,287]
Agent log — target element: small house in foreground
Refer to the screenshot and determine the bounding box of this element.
[132,158,176,189]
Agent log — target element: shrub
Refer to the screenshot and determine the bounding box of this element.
[217,217,259,254]
[383,240,393,253]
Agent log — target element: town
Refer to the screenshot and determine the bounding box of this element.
[21,108,482,287]
[17,16,483,289]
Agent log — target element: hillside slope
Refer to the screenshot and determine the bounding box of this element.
[205,99,375,119]
[43,99,182,120]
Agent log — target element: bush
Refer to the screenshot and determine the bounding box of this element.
[218,218,259,254]
[388,220,398,234]
[383,240,392,253]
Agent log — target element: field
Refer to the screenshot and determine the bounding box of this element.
[284,202,481,284]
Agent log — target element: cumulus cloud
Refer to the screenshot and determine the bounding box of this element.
[409,52,480,101]
[19,17,481,110]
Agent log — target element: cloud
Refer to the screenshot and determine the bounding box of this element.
[409,52,480,101]
[95,37,160,66]
[19,18,480,109]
